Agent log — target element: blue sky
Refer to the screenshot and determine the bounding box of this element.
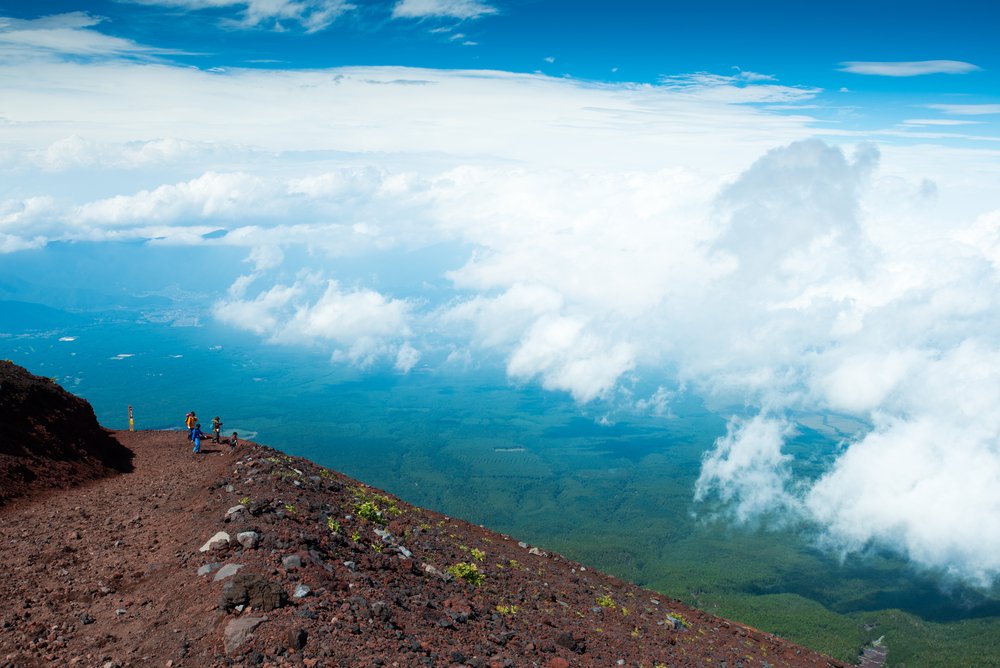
[3,0,997,139]
[3,0,1000,583]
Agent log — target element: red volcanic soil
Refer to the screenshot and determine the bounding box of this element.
[0,363,848,667]
[0,359,132,504]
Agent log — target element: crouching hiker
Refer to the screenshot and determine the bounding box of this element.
[230,432,239,453]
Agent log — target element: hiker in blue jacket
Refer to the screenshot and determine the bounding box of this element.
[192,423,206,454]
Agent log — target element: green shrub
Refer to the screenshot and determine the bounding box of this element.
[448,562,485,586]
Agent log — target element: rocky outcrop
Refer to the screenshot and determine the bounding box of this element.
[0,360,132,504]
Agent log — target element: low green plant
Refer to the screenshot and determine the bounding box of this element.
[239,496,251,505]
[596,594,616,609]
[352,488,402,524]
[351,530,361,543]
[326,517,341,533]
[470,548,486,562]
[495,604,518,616]
[371,541,384,553]
[283,503,295,514]
[356,500,383,523]
[666,612,690,629]
[447,561,485,586]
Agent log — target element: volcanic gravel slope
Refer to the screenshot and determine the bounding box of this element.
[0,367,849,668]
[0,360,132,504]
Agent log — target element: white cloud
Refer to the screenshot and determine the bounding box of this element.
[391,0,497,20]
[695,415,797,523]
[925,104,1000,116]
[506,315,636,403]
[0,12,188,60]
[73,172,273,225]
[839,60,981,76]
[395,341,421,373]
[216,275,413,367]
[902,118,982,127]
[4,36,1000,583]
[123,0,355,32]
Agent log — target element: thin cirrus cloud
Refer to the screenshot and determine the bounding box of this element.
[0,12,190,59]
[391,0,498,20]
[926,103,1000,115]
[839,59,981,76]
[122,0,357,32]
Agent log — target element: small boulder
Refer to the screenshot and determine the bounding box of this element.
[199,531,230,553]
[220,573,288,612]
[282,554,303,570]
[236,531,260,549]
[223,616,268,654]
[197,563,221,577]
[213,564,245,581]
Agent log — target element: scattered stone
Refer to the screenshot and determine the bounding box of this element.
[225,504,246,517]
[199,531,230,553]
[223,616,268,654]
[528,547,547,557]
[236,531,260,549]
[197,563,221,577]
[225,485,235,493]
[343,561,356,572]
[284,626,307,650]
[212,563,245,581]
[422,563,452,581]
[79,612,95,625]
[282,554,302,569]
[293,584,311,599]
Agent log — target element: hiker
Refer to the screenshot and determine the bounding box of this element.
[186,411,197,440]
[212,415,222,443]
[230,431,239,453]
[192,423,206,454]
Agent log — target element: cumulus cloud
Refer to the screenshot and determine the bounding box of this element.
[123,0,355,32]
[73,172,273,225]
[695,415,797,523]
[395,341,421,373]
[839,60,981,76]
[4,39,1000,583]
[686,140,1000,585]
[506,315,636,403]
[391,0,497,20]
[215,274,413,367]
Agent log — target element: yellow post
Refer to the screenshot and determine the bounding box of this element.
[128,405,135,431]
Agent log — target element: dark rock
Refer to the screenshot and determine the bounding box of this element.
[284,627,307,650]
[219,574,288,612]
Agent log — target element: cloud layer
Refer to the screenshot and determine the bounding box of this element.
[4,14,1000,585]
